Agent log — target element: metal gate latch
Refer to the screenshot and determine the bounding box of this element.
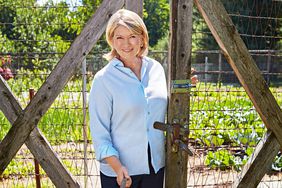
[153,121,193,156]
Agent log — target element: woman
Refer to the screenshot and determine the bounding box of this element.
[89,9,167,188]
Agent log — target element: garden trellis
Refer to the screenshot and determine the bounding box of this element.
[0,0,282,187]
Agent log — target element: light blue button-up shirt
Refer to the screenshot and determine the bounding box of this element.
[89,56,167,177]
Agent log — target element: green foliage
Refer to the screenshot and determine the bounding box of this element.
[1,0,282,65]
[192,7,218,51]
[0,0,105,69]
[1,75,282,175]
[205,149,246,171]
[0,154,81,182]
[0,68,89,181]
[0,0,17,40]
[193,0,282,50]
[71,0,102,33]
[148,1,282,52]
[150,32,169,51]
[144,0,169,47]
[0,159,34,179]
[272,152,282,172]
[0,1,282,177]
[0,114,10,139]
[189,83,282,171]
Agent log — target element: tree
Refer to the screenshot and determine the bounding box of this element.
[194,0,282,50]
[143,0,169,47]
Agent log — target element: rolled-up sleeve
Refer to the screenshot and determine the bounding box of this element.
[89,75,119,161]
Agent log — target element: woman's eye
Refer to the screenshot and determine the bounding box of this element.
[130,35,136,38]
[116,37,122,39]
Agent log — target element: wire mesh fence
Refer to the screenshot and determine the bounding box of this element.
[0,0,281,187]
[189,0,282,187]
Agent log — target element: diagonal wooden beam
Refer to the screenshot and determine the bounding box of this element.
[194,0,282,187]
[0,76,80,187]
[0,0,125,174]
[233,131,279,187]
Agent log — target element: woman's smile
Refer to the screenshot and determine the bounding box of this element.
[112,25,143,64]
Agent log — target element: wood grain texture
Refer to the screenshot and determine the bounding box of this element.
[0,0,124,175]
[166,1,193,188]
[0,72,80,188]
[125,0,143,17]
[194,0,282,187]
[233,131,279,188]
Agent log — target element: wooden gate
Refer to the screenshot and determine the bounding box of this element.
[0,0,281,187]
[194,1,282,187]
[157,0,282,187]
[0,0,126,187]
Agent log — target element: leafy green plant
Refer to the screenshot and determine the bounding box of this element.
[1,80,282,174]
[205,149,245,171]
[0,159,34,179]
[272,152,282,172]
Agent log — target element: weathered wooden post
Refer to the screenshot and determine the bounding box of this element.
[154,0,194,188]
[125,0,143,17]
[167,1,193,186]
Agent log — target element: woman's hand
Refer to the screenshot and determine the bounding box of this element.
[191,68,199,84]
[116,166,132,188]
[191,75,198,84]
[104,156,132,187]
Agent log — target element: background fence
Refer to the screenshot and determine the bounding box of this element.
[0,0,282,187]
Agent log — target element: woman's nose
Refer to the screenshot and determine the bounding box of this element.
[123,38,130,45]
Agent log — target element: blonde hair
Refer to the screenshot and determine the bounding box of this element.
[103,9,149,61]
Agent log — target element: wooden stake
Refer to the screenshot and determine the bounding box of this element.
[29,89,41,188]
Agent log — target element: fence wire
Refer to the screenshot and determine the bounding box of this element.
[0,0,282,187]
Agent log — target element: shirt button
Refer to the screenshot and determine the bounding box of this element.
[148,112,150,115]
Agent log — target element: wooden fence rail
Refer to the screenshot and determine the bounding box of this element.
[194,0,282,187]
[0,0,124,187]
[0,76,80,187]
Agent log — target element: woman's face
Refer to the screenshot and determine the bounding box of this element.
[112,25,143,61]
